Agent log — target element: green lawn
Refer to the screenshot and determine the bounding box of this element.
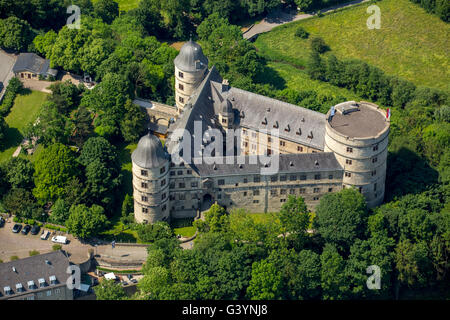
[92,0,140,12]
[0,90,48,163]
[255,0,450,91]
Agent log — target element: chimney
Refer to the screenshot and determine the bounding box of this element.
[222,79,229,92]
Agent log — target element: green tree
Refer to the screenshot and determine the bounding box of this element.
[120,100,146,142]
[1,157,34,190]
[247,259,283,300]
[278,195,310,249]
[194,203,229,233]
[2,188,44,220]
[0,117,8,148]
[314,188,368,251]
[95,279,127,300]
[320,243,348,300]
[307,51,326,81]
[310,36,328,54]
[49,198,70,225]
[66,203,108,239]
[137,221,174,243]
[93,0,119,24]
[0,16,33,51]
[33,143,78,204]
[138,266,170,299]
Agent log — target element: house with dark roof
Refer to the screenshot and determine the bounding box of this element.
[131,41,390,224]
[0,251,73,300]
[12,53,58,80]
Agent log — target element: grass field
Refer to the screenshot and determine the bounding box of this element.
[0,90,48,163]
[255,0,450,91]
[92,0,140,12]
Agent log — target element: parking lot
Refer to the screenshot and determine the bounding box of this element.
[0,50,17,97]
[0,219,92,263]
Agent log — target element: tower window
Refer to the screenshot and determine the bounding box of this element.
[329,175,333,179]
[373,145,379,151]
[347,147,353,153]
[162,193,166,200]
[297,146,303,152]
[179,96,184,103]
[372,157,378,163]
[346,159,352,165]
[371,170,377,176]
[142,196,148,202]
[161,179,166,186]
[345,172,352,177]
[141,170,148,176]
[160,167,166,174]
[179,83,184,90]
[141,182,148,189]
[280,140,286,147]
[142,208,148,214]
[178,71,184,78]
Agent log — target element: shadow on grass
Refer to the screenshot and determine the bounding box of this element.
[0,127,22,152]
[254,64,287,90]
[385,147,439,202]
[19,87,32,96]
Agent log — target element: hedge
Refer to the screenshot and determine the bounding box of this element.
[0,77,23,116]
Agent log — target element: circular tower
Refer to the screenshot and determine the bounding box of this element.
[174,40,208,113]
[131,132,170,224]
[324,101,390,208]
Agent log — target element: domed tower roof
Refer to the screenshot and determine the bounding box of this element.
[174,40,208,72]
[220,98,233,115]
[132,132,168,169]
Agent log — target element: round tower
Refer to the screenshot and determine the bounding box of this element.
[324,101,390,208]
[174,40,208,113]
[131,132,170,224]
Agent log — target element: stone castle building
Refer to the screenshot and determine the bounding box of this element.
[132,40,390,224]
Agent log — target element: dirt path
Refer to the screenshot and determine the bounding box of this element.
[243,0,369,40]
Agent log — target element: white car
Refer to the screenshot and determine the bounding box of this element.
[40,230,50,240]
[51,235,67,244]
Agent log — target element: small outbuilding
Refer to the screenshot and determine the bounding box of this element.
[12,53,58,80]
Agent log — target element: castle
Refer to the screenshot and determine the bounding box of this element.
[132,40,390,224]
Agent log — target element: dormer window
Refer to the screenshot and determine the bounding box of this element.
[27,280,37,290]
[16,283,24,292]
[308,131,313,139]
[285,124,290,132]
[296,128,302,136]
[4,286,12,295]
[262,117,267,125]
[49,275,57,285]
[38,278,46,288]
[273,121,279,128]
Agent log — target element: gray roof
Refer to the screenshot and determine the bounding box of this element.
[12,53,52,75]
[0,251,70,299]
[329,101,388,138]
[132,132,169,168]
[174,40,208,72]
[193,152,342,177]
[210,82,327,150]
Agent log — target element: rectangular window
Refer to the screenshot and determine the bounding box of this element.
[253,200,259,204]
[374,183,377,191]
[179,194,185,200]
[160,167,166,174]
[55,288,61,295]
[177,170,183,175]
[297,146,303,152]
[299,188,306,194]
[313,188,320,193]
[290,175,297,181]
[161,179,166,186]
[280,141,286,147]
[372,157,378,163]
[345,172,352,177]
[314,174,321,180]
[162,193,166,200]
[371,170,377,176]
[243,191,247,196]
[280,199,286,203]
[142,196,148,202]
[270,176,278,182]
[359,187,363,193]
[243,178,248,183]
[253,190,260,196]
[270,189,277,196]
[179,183,185,188]
[186,170,192,175]
[178,71,184,78]
[142,208,148,214]
[300,175,307,181]
[347,147,353,153]
[179,96,184,103]
[218,179,225,186]
[170,171,175,176]
[179,83,184,90]
[268,137,272,143]
[280,189,287,195]
[254,177,260,183]
[280,175,287,182]
[191,182,198,188]
[328,188,333,192]
[141,170,148,177]
[141,182,148,189]
[46,290,52,297]
[329,175,333,179]
[346,159,352,165]
[289,189,295,195]
[313,196,319,201]
[373,145,379,151]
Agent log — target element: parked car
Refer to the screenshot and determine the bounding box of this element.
[12,224,22,233]
[51,235,67,244]
[0,217,5,227]
[30,225,40,235]
[21,225,32,235]
[41,230,50,240]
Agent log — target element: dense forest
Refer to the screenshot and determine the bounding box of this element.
[0,0,448,299]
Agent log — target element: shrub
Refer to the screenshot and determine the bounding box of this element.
[310,37,328,54]
[0,77,23,117]
[10,255,19,261]
[13,216,20,223]
[27,219,35,225]
[52,244,62,251]
[29,250,40,256]
[295,26,309,39]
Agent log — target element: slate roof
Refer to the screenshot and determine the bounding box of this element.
[132,132,169,168]
[0,251,70,299]
[210,81,327,150]
[174,40,209,72]
[193,152,342,177]
[12,53,52,75]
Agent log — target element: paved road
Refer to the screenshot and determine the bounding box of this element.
[243,0,369,40]
[0,50,17,99]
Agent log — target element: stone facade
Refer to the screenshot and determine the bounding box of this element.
[132,41,390,224]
